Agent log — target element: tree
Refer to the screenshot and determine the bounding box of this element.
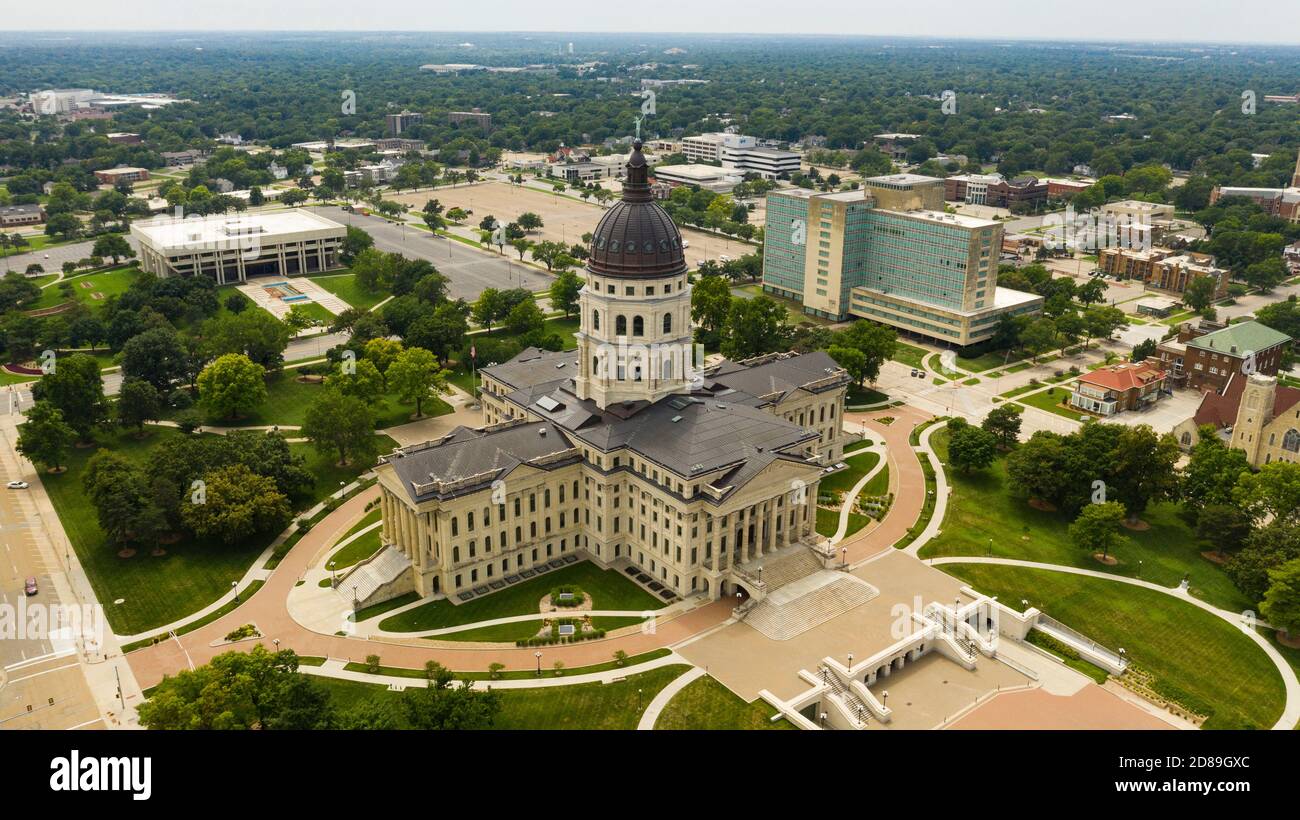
[836,321,896,384]
[505,298,545,338]
[720,296,790,360]
[16,401,75,472]
[387,347,447,418]
[1195,504,1254,559]
[1183,275,1218,313]
[1243,257,1286,293]
[1106,425,1181,523]
[45,212,82,241]
[827,345,868,386]
[548,269,582,318]
[117,378,163,436]
[1130,338,1157,363]
[181,464,292,544]
[1227,524,1300,603]
[1233,462,1300,526]
[197,353,268,420]
[946,419,998,473]
[981,405,1022,450]
[517,212,543,232]
[1020,317,1058,361]
[530,240,567,271]
[121,326,189,390]
[1260,558,1300,640]
[339,225,374,265]
[1005,431,1072,508]
[138,646,334,730]
[30,353,109,443]
[406,302,469,364]
[363,337,404,375]
[91,234,135,265]
[1069,501,1129,561]
[325,357,384,403]
[472,288,507,335]
[1182,428,1252,515]
[1082,305,1126,348]
[690,274,731,345]
[82,450,155,549]
[302,388,375,466]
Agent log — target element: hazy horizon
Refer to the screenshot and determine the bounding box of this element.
[5,0,1300,46]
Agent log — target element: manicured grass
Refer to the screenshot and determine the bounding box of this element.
[42,426,389,635]
[41,428,268,636]
[847,384,888,405]
[819,450,881,496]
[891,342,928,370]
[378,560,667,632]
[350,591,420,623]
[919,451,1251,612]
[448,316,580,393]
[288,300,335,327]
[291,436,397,509]
[1015,385,1087,420]
[327,526,381,571]
[815,506,868,538]
[308,271,389,311]
[341,647,672,680]
[956,350,1018,373]
[121,580,267,652]
[942,564,1284,729]
[315,663,691,729]
[28,265,140,312]
[654,674,794,730]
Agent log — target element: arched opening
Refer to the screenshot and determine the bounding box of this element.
[615,315,627,336]
[663,313,672,333]
[592,309,600,331]
[633,315,644,337]
[1284,428,1300,453]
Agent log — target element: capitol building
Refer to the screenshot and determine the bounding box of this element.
[370,142,852,608]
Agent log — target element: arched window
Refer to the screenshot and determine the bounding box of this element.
[663,313,672,333]
[453,546,460,563]
[592,309,600,331]
[633,316,644,336]
[616,315,627,336]
[592,356,600,376]
[1284,428,1300,453]
[662,359,673,380]
[1180,431,1192,447]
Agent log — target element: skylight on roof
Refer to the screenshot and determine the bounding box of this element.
[536,396,560,412]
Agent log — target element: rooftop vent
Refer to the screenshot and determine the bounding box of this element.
[539,427,548,437]
[670,415,682,423]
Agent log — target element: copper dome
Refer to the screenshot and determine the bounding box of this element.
[586,141,687,278]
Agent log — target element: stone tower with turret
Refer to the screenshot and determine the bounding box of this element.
[1230,374,1279,463]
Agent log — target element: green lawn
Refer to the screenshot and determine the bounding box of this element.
[1015,385,1087,420]
[891,342,929,369]
[308,271,389,311]
[942,564,1285,729]
[378,560,667,632]
[41,428,270,636]
[957,350,1018,373]
[427,614,648,643]
[315,663,691,729]
[448,316,581,394]
[847,384,889,405]
[655,674,794,730]
[340,647,672,681]
[42,426,390,635]
[327,526,381,571]
[819,450,881,497]
[28,265,140,313]
[816,506,868,538]
[919,452,1251,612]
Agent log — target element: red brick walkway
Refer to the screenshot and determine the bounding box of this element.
[838,405,933,564]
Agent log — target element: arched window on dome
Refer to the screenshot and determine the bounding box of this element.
[592,309,600,331]
[616,315,627,336]
[633,316,644,337]
[1284,428,1300,453]
[663,313,672,334]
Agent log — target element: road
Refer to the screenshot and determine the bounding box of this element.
[0,421,115,729]
[0,234,141,276]
[305,205,554,300]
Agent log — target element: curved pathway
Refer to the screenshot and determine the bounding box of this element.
[123,485,732,690]
[827,440,887,544]
[637,666,706,729]
[836,405,932,564]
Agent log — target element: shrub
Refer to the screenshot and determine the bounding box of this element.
[365,654,381,674]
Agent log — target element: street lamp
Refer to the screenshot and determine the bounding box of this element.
[232,581,239,602]
[847,652,854,670]
[841,546,847,568]
[535,650,543,677]
[819,711,827,728]
[272,638,280,651]
[882,690,889,708]
[329,560,336,587]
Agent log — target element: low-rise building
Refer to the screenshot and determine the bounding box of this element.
[1068,361,1167,417]
[650,164,742,193]
[871,133,919,162]
[944,173,1048,209]
[1155,320,1292,392]
[1135,296,1179,318]
[160,149,207,166]
[0,203,45,227]
[448,108,492,129]
[94,166,149,185]
[105,132,141,144]
[130,210,346,284]
[385,110,423,135]
[1172,373,1300,468]
[1097,247,1228,298]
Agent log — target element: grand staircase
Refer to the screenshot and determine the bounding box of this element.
[741,570,879,641]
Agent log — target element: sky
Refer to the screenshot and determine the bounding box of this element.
[6,0,1300,44]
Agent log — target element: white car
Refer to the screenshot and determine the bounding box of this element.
[6,481,29,490]
[719,254,731,262]
[682,240,690,248]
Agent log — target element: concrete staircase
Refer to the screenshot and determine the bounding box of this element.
[742,571,879,641]
[748,547,824,589]
[340,545,413,607]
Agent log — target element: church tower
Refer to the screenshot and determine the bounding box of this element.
[1293,146,1300,188]
[574,141,696,409]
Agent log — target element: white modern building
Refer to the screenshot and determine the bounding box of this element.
[681,133,800,178]
[651,164,743,192]
[130,210,347,284]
